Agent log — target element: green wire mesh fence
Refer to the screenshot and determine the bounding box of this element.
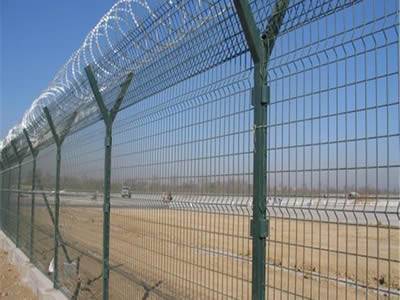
[0,0,399,299]
[265,0,399,298]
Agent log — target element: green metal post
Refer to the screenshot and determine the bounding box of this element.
[102,122,112,300]
[11,140,22,248]
[43,107,77,289]
[233,1,288,299]
[54,144,61,287]
[85,65,133,300]
[23,129,37,261]
[43,107,61,288]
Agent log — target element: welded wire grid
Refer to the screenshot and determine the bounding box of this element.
[17,158,34,256]
[1,164,18,244]
[29,144,57,277]
[265,0,399,298]
[106,52,254,299]
[41,50,254,299]
[57,122,105,298]
[0,0,399,299]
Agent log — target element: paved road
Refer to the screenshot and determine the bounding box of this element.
[7,189,399,226]
[20,191,396,227]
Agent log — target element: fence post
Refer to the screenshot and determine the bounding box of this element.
[10,140,23,248]
[233,1,288,299]
[23,129,38,261]
[85,65,133,300]
[43,107,77,289]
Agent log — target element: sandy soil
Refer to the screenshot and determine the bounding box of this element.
[19,205,400,299]
[0,250,37,300]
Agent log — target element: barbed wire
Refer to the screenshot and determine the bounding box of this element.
[1,0,360,163]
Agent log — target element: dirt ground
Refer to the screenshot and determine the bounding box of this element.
[0,250,37,300]
[20,205,400,299]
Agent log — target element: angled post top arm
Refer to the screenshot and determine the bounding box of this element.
[23,129,37,157]
[234,0,289,64]
[0,151,9,171]
[85,64,134,124]
[59,110,78,145]
[233,0,265,63]
[262,0,289,60]
[110,72,134,123]
[84,65,109,120]
[0,152,5,170]
[43,107,78,146]
[43,106,60,146]
[10,140,22,163]
[1,148,9,165]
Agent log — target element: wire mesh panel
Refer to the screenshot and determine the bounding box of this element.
[0,168,9,237]
[0,167,13,240]
[107,53,254,299]
[5,165,19,243]
[0,158,34,256]
[58,122,105,299]
[0,168,10,235]
[31,144,57,276]
[18,158,34,256]
[0,0,398,299]
[265,0,399,298]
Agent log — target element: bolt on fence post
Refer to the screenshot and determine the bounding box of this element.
[85,65,133,300]
[234,1,288,299]
[11,140,23,248]
[43,107,77,289]
[23,129,38,261]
